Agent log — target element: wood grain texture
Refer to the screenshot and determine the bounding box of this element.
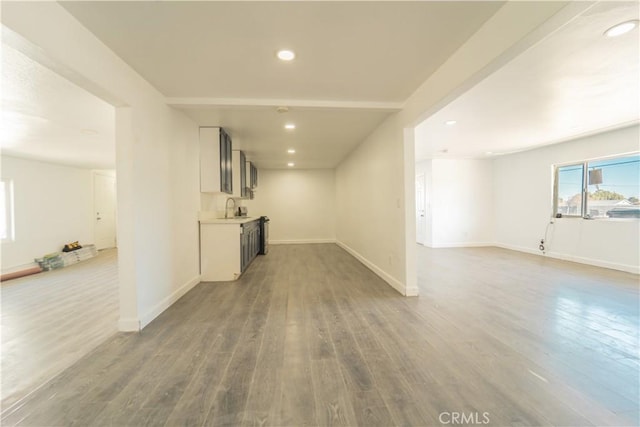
[2,244,638,426]
[1,249,118,410]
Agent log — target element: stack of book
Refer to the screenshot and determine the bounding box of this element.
[35,244,98,271]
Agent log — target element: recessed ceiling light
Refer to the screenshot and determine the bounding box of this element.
[604,20,639,37]
[277,50,296,61]
[287,162,295,167]
[287,149,296,154]
[445,120,457,126]
[284,123,296,130]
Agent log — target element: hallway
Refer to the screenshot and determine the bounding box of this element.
[2,244,638,426]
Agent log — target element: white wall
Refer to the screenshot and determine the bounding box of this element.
[3,2,202,330]
[248,169,335,244]
[336,115,413,295]
[1,156,94,271]
[201,169,336,243]
[431,159,494,247]
[2,2,577,315]
[335,2,569,296]
[415,159,493,248]
[493,125,640,273]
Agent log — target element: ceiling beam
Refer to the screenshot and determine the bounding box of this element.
[165,97,402,112]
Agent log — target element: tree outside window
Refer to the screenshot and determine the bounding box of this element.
[555,154,640,219]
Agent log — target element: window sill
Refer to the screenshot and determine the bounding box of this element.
[555,216,639,222]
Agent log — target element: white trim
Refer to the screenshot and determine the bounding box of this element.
[405,286,419,296]
[166,97,402,111]
[429,242,494,248]
[138,274,201,329]
[118,318,141,332]
[494,243,639,275]
[404,127,418,296]
[270,239,336,245]
[1,179,16,243]
[546,252,639,275]
[336,241,409,296]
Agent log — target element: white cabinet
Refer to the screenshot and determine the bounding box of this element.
[200,127,232,194]
[200,219,261,281]
[200,223,241,281]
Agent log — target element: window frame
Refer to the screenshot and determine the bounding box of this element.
[553,152,640,220]
[553,162,586,218]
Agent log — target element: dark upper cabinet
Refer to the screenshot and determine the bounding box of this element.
[232,150,248,198]
[252,163,258,189]
[223,129,233,194]
[245,160,259,193]
[200,127,233,194]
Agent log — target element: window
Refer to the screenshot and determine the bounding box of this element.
[556,164,584,216]
[554,154,640,219]
[1,180,15,241]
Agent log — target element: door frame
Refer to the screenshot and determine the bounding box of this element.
[415,172,426,245]
[93,170,117,250]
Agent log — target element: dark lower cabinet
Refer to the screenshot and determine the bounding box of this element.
[240,220,261,272]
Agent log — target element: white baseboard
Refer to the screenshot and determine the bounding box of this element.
[493,243,539,256]
[139,274,201,329]
[546,251,640,274]
[494,243,639,274]
[118,318,141,332]
[336,241,408,296]
[405,286,419,296]
[271,239,336,245]
[429,242,493,248]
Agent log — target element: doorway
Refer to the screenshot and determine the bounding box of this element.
[94,171,117,250]
[1,40,119,411]
[416,173,426,245]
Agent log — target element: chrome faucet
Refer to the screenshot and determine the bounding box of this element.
[225,197,237,219]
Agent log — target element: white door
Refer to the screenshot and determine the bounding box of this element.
[416,173,426,245]
[94,172,117,250]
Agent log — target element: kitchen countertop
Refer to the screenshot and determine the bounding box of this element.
[200,217,259,224]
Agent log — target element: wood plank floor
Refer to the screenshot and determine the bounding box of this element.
[1,249,119,410]
[2,244,638,426]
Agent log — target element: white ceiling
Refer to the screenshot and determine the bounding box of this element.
[180,106,392,169]
[415,1,640,161]
[1,44,115,169]
[53,0,503,169]
[60,1,502,102]
[6,2,636,170]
